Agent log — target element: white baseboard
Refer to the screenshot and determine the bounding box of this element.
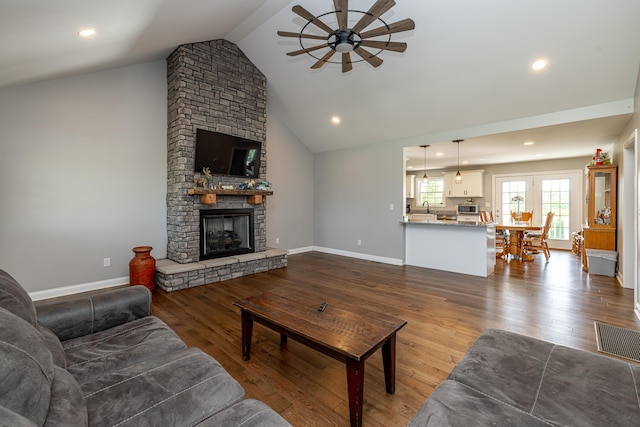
[311,246,403,266]
[287,246,314,255]
[29,276,129,301]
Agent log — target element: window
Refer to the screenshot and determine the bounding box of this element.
[541,179,570,240]
[419,177,445,207]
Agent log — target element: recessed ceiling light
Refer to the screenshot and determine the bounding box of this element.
[462,160,469,165]
[77,28,96,38]
[407,166,414,169]
[523,141,535,146]
[331,116,341,125]
[532,58,548,71]
[436,152,444,156]
[536,153,545,157]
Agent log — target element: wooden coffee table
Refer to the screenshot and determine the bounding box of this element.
[233,286,407,427]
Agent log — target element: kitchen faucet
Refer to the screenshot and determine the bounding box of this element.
[422,200,430,213]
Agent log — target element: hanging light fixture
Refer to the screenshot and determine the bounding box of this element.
[453,139,464,184]
[420,144,430,182]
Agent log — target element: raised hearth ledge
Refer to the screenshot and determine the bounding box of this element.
[155,248,288,292]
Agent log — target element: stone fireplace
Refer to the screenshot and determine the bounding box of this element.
[155,39,286,292]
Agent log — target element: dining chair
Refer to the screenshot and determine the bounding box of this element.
[479,211,489,223]
[511,211,533,224]
[522,212,555,262]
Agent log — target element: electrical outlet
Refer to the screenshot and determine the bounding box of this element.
[275,237,280,244]
[389,203,394,210]
[103,258,111,267]
[357,239,362,246]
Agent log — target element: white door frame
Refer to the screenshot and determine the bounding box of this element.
[622,130,639,318]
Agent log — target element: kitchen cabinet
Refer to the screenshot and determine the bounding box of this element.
[444,170,484,198]
[406,175,415,198]
[582,165,617,271]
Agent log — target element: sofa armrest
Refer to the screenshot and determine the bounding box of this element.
[35,285,151,341]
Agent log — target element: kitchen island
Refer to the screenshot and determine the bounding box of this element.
[402,220,496,277]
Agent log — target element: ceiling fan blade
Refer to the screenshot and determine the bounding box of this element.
[358,40,407,52]
[277,31,328,41]
[353,46,384,68]
[292,5,334,34]
[359,18,415,39]
[286,43,329,57]
[333,0,349,31]
[342,52,352,72]
[311,49,337,69]
[352,0,395,34]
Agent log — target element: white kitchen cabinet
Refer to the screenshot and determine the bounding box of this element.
[444,170,484,198]
[406,175,415,198]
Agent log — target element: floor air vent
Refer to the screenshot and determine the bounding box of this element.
[594,321,640,363]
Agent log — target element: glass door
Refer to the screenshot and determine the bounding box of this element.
[494,171,582,250]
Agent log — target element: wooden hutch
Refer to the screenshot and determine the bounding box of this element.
[582,164,617,271]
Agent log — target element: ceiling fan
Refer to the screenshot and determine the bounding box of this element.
[277,0,415,72]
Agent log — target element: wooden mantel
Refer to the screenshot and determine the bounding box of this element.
[188,188,274,205]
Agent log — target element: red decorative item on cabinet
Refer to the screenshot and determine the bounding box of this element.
[129,246,156,291]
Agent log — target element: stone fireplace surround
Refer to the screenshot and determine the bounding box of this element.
[156,39,286,292]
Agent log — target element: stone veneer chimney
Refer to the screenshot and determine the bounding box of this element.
[166,40,267,264]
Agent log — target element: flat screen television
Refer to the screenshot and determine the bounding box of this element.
[194,129,261,178]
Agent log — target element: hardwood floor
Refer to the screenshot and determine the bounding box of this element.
[151,250,639,426]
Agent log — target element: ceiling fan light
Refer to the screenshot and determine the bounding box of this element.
[335,42,354,53]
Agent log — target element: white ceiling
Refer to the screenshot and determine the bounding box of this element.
[2,0,638,168]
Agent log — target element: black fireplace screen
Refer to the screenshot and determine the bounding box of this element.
[200,209,254,260]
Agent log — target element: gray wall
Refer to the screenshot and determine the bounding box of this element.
[314,142,405,261]
[265,92,314,250]
[0,62,168,292]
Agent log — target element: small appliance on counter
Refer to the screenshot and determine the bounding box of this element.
[457,204,479,215]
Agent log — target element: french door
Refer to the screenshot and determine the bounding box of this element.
[493,171,583,250]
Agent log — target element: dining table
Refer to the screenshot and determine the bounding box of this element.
[495,222,543,261]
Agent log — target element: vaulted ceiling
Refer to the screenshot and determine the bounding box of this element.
[2,0,638,168]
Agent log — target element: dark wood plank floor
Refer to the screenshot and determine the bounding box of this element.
[151,250,639,426]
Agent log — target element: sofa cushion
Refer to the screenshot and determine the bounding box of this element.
[45,367,88,427]
[196,399,292,427]
[62,315,187,384]
[81,347,245,427]
[408,380,551,426]
[0,406,39,427]
[410,329,640,426]
[0,269,37,326]
[0,307,53,425]
[37,324,67,368]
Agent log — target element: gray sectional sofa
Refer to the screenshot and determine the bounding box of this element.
[409,328,640,426]
[0,269,290,427]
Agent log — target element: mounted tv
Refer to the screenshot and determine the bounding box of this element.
[194,129,261,178]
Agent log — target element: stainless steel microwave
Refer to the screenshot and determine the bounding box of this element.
[457,204,479,215]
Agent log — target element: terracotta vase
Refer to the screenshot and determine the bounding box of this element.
[129,246,156,291]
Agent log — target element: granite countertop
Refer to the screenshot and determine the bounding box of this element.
[401,219,493,228]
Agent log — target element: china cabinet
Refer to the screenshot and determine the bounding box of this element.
[581,165,617,271]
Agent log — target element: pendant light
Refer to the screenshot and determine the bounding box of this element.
[420,144,430,182]
[453,139,463,184]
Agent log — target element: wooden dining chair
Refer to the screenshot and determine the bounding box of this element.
[511,211,533,224]
[479,211,489,223]
[522,212,554,262]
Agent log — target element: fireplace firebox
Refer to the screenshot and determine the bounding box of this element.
[200,209,254,260]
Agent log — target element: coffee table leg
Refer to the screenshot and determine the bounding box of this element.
[382,333,397,394]
[240,310,253,361]
[346,358,365,427]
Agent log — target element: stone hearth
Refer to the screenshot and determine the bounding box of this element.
[157,39,286,292]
